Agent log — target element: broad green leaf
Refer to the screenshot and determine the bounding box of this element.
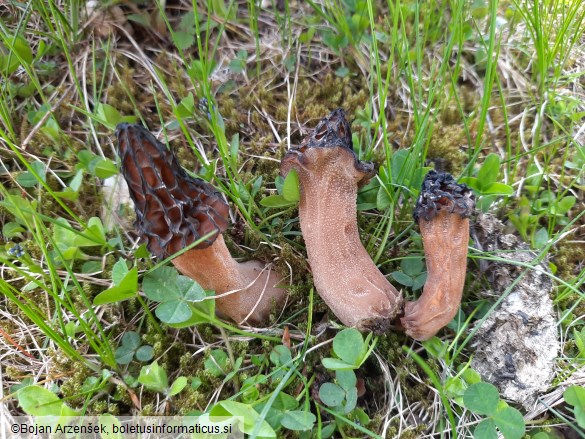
[321,358,355,370]
[176,276,206,301]
[376,185,392,210]
[155,300,192,324]
[270,345,292,366]
[167,299,215,328]
[135,345,154,362]
[211,401,276,437]
[168,377,188,396]
[18,385,79,416]
[93,267,138,305]
[260,194,296,208]
[137,361,168,393]
[564,385,585,407]
[205,349,229,377]
[343,386,358,413]
[115,346,135,365]
[319,383,345,407]
[143,267,179,302]
[112,259,129,285]
[280,410,316,431]
[492,406,525,439]
[473,418,497,439]
[463,382,500,416]
[121,331,141,350]
[3,221,25,238]
[282,169,300,202]
[459,176,482,192]
[92,158,118,179]
[532,227,549,249]
[391,271,414,287]
[335,370,357,392]
[402,257,424,276]
[482,182,514,195]
[333,328,364,365]
[477,154,501,189]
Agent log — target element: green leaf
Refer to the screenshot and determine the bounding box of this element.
[402,257,423,276]
[574,406,585,428]
[112,259,129,285]
[459,176,482,192]
[211,401,276,437]
[143,267,179,302]
[16,161,46,187]
[532,227,549,249]
[333,328,364,365]
[477,154,501,189]
[91,158,119,179]
[18,385,79,416]
[93,267,138,305]
[482,182,514,195]
[376,185,392,210]
[412,272,427,291]
[556,196,576,214]
[319,383,345,407]
[564,385,585,407]
[282,169,300,202]
[460,367,482,385]
[174,31,195,50]
[270,345,292,366]
[115,346,135,365]
[260,194,296,208]
[492,406,525,439]
[12,36,33,65]
[335,370,357,392]
[135,345,154,362]
[205,350,229,377]
[3,221,26,238]
[176,276,206,301]
[155,300,192,324]
[121,331,141,350]
[168,376,188,396]
[473,418,497,439]
[343,386,358,413]
[463,382,500,416]
[137,361,169,393]
[321,358,355,370]
[391,271,414,287]
[280,410,316,431]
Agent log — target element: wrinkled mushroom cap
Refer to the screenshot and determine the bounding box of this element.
[116,123,229,258]
[413,170,475,222]
[281,108,375,185]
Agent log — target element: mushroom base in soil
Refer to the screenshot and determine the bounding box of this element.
[401,170,475,340]
[116,123,287,325]
[281,109,402,334]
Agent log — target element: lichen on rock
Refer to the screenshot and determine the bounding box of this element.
[471,213,559,409]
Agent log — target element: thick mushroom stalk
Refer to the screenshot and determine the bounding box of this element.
[281,109,401,333]
[116,123,286,325]
[401,170,475,340]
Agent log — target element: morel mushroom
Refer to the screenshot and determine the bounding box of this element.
[280,109,402,333]
[116,123,286,325]
[401,170,475,340]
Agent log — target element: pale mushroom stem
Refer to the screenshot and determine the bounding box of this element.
[401,170,475,340]
[281,109,402,333]
[172,235,285,325]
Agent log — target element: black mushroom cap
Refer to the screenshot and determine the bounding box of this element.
[413,170,475,222]
[281,108,375,185]
[116,123,229,259]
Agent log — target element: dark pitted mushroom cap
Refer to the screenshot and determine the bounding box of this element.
[413,170,475,223]
[116,123,229,258]
[282,108,375,185]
